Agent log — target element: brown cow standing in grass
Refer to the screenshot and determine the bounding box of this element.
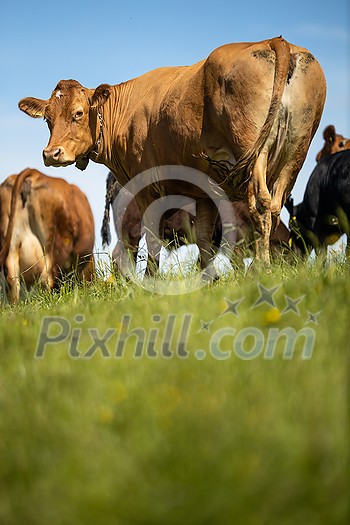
[19,37,326,276]
[0,168,95,303]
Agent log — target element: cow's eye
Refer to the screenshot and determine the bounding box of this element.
[338,141,345,148]
[74,110,84,120]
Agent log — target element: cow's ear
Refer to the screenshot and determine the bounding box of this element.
[91,84,111,109]
[323,125,336,144]
[18,97,46,118]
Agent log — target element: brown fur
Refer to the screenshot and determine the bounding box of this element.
[19,37,326,270]
[0,169,95,303]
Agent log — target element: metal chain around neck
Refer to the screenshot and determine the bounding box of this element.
[90,110,103,158]
[75,109,103,170]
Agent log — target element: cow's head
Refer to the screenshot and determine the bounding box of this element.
[316,125,350,162]
[19,80,112,170]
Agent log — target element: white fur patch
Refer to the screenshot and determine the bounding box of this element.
[55,90,62,98]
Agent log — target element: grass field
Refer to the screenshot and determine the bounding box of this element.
[0,257,348,525]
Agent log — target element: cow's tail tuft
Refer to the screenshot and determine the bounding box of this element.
[101,172,122,247]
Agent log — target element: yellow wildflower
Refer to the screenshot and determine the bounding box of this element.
[263,308,281,324]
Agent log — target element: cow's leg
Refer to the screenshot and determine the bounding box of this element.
[142,207,163,277]
[40,251,55,290]
[181,213,196,245]
[5,255,21,304]
[117,213,142,276]
[248,151,272,266]
[195,198,219,279]
[335,207,350,259]
[112,239,138,277]
[171,211,196,246]
[30,216,56,289]
[346,236,350,258]
[314,242,328,267]
[79,254,95,281]
[270,163,303,231]
[217,200,237,262]
[230,235,250,270]
[144,234,162,276]
[211,202,247,270]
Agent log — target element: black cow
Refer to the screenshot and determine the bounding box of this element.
[286,150,350,255]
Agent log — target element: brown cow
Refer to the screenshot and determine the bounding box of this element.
[0,168,95,303]
[19,37,326,276]
[316,125,350,162]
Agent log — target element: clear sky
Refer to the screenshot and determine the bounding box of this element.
[1,0,349,256]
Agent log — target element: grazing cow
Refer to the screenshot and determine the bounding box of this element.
[316,125,350,162]
[286,150,350,255]
[218,201,290,258]
[101,171,196,272]
[101,172,290,273]
[19,37,326,275]
[0,168,95,303]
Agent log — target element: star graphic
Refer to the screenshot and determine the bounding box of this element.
[221,297,244,317]
[282,295,305,315]
[197,319,213,333]
[306,311,321,325]
[253,284,280,308]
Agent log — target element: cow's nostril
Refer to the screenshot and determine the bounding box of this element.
[52,148,61,159]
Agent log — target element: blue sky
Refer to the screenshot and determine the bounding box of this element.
[1,0,349,254]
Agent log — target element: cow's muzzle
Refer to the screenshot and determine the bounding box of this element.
[42,146,72,167]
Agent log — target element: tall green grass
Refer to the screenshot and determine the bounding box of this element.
[0,258,348,524]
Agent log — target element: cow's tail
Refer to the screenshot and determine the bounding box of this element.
[101,171,122,247]
[229,36,291,189]
[0,168,32,268]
